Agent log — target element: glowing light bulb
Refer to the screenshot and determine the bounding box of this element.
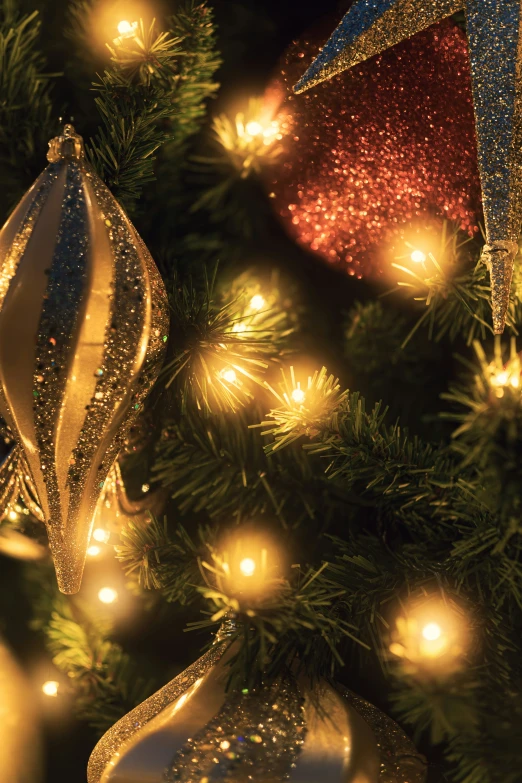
[239,557,256,577]
[8,509,18,521]
[245,121,263,137]
[87,545,101,557]
[117,20,133,35]
[250,294,265,310]
[220,740,231,750]
[232,322,246,333]
[98,587,118,604]
[92,528,110,544]
[410,249,427,264]
[42,680,59,697]
[422,622,442,641]
[221,368,237,384]
[291,387,306,404]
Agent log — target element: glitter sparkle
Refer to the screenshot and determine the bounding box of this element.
[269,17,481,279]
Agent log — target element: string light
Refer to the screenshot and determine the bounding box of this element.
[92,528,110,544]
[232,322,247,333]
[42,680,59,697]
[389,599,467,673]
[117,20,134,35]
[8,509,18,521]
[291,386,306,404]
[249,294,266,311]
[87,545,101,557]
[98,587,118,604]
[245,121,263,137]
[221,368,237,384]
[410,249,427,263]
[239,557,256,576]
[211,534,277,599]
[212,98,283,176]
[422,622,442,641]
[113,19,138,45]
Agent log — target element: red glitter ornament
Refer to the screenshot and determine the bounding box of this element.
[267,15,482,279]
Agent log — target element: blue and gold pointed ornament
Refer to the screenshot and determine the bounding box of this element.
[0,125,169,593]
[294,0,522,334]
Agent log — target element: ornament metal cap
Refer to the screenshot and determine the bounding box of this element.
[480,241,518,334]
[47,124,85,163]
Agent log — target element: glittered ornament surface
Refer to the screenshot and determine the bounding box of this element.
[292,0,522,332]
[0,125,169,593]
[268,16,481,280]
[88,633,425,783]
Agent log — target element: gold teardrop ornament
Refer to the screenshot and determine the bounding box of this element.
[0,125,169,593]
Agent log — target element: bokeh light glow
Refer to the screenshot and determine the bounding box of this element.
[87,545,101,557]
[98,587,118,604]
[245,121,263,137]
[221,368,237,384]
[239,557,256,577]
[117,20,133,34]
[92,528,110,544]
[250,294,266,310]
[42,680,59,697]
[422,622,442,641]
[410,249,427,264]
[291,387,306,404]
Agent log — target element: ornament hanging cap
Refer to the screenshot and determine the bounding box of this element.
[47,124,85,163]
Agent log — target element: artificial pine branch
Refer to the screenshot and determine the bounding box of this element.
[392,223,522,344]
[162,269,294,415]
[25,562,156,736]
[87,3,220,211]
[0,5,56,215]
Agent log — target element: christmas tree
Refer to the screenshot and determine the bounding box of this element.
[0,1,521,781]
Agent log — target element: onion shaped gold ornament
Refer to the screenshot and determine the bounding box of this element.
[0,125,169,593]
[88,634,426,783]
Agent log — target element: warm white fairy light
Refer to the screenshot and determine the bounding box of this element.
[390,599,467,673]
[117,20,134,35]
[98,587,118,604]
[239,557,256,577]
[410,249,427,264]
[422,622,442,641]
[113,20,139,45]
[245,120,263,137]
[8,509,18,521]
[249,294,266,311]
[221,368,237,384]
[232,322,247,333]
[92,528,110,544]
[42,680,59,697]
[291,386,306,404]
[87,545,101,557]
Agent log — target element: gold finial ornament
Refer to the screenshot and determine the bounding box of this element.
[47,124,85,163]
[0,125,169,593]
